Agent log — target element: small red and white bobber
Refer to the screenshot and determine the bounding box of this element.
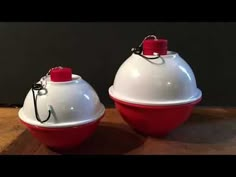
[109,35,202,136]
[18,67,105,150]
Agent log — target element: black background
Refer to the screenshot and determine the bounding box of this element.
[1,22,235,107]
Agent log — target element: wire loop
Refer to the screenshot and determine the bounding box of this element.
[131,35,165,62]
[31,66,62,123]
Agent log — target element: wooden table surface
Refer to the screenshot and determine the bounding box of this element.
[1,107,236,155]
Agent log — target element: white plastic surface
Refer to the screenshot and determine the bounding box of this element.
[19,74,105,128]
[109,52,202,106]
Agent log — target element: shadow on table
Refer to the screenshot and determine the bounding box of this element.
[166,112,236,144]
[51,122,145,154]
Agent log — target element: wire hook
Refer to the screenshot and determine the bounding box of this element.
[31,66,63,124]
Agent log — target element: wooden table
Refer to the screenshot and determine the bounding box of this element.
[1,107,236,155]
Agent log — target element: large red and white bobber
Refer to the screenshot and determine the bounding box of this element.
[18,67,105,149]
[109,35,202,136]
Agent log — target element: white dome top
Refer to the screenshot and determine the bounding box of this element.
[109,52,202,106]
[19,74,105,128]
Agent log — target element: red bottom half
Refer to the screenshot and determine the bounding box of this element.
[111,96,201,137]
[20,116,103,150]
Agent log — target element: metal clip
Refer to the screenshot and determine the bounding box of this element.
[131,34,158,54]
[131,35,165,63]
[39,66,63,88]
[31,67,64,124]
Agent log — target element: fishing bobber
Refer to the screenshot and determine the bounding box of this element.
[19,67,105,150]
[109,35,202,136]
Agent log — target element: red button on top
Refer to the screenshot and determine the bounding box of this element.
[143,39,168,55]
[50,67,72,82]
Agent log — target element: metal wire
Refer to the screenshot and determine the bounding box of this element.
[131,35,165,62]
[31,66,62,124]
[31,83,51,123]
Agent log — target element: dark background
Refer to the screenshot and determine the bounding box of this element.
[0,22,235,107]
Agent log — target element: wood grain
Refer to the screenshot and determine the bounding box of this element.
[2,107,236,155]
[0,108,25,152]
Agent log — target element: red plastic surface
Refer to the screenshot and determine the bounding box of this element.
[50,67,72,82]
[20,116,103,150]
[110,95,201,137]
[143,39,168,55]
